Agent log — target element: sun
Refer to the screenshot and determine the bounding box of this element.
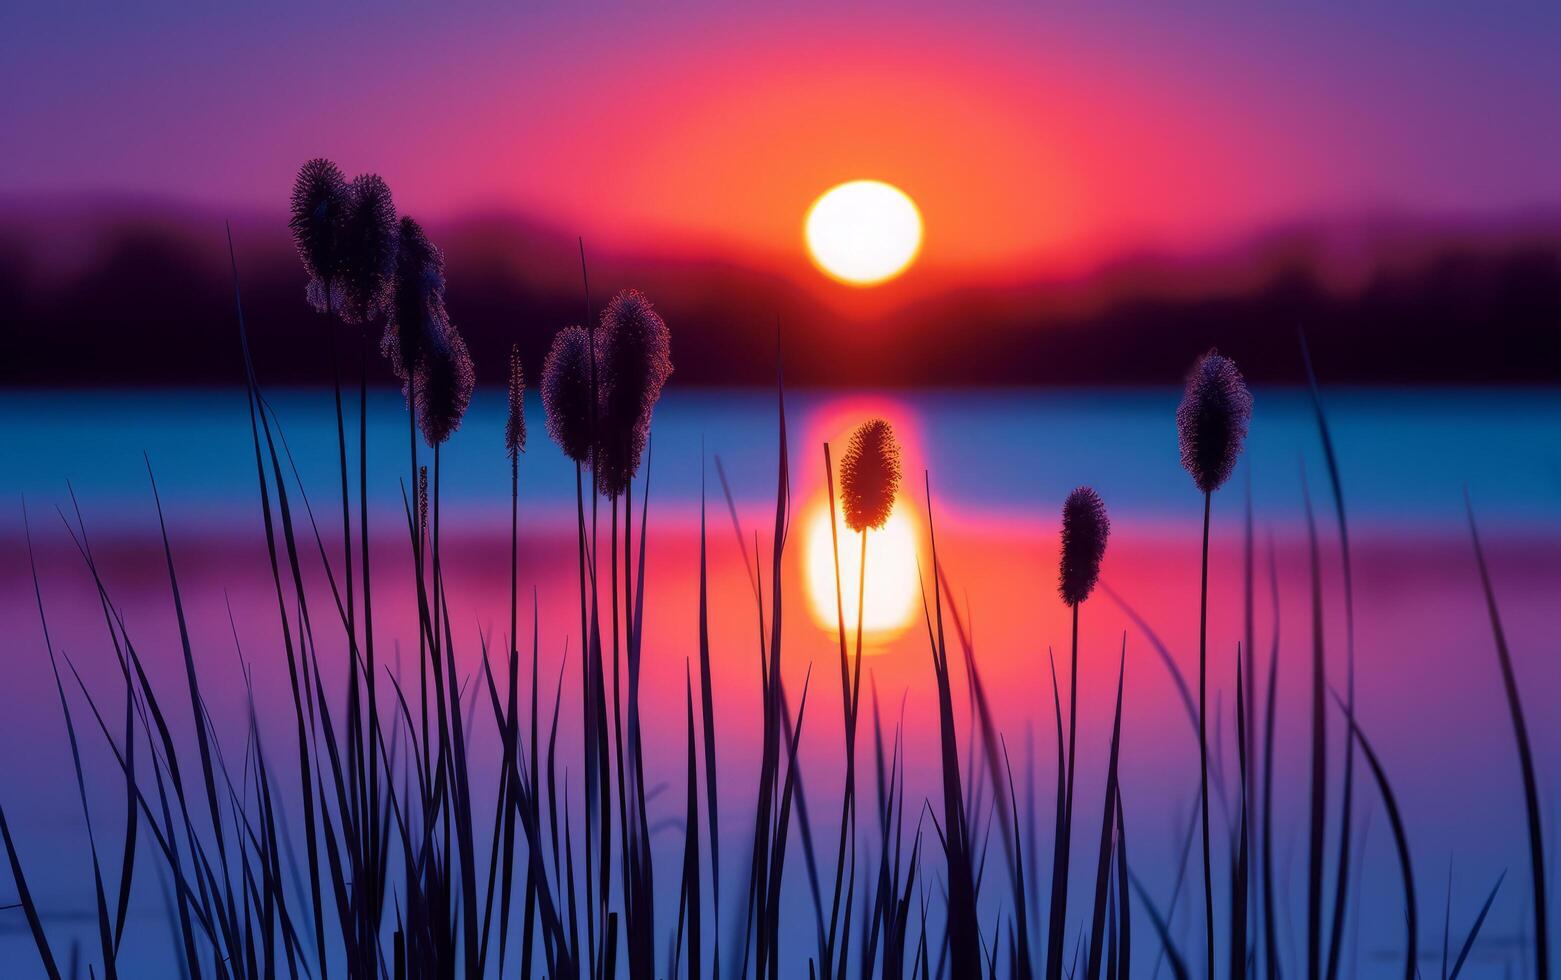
[805,180,923,286]
[804,495,921,640]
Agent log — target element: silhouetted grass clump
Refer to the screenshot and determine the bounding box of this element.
[2,159,1547,980]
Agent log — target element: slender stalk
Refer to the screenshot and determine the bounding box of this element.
[1046,604,1081,980]
[856,531,867,673]
[1304,474,1328,980]
[608,494,630,976]
[822,444,855,979]
[328,303,367,967]
[407,388,432,790]
[1197,489,1215,979]
[1261,536,1281,980]
[1231,649,1249,980]
[697,454,722,980]
[575,460,598,980]
[1243,472,1257,961]
[326,299,355,657]
[360,321,383,959]
[496,429,520,975]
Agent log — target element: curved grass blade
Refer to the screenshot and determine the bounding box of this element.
[0,796,63,980]
[1331,690,1417,980]
[1465,494,1549,980]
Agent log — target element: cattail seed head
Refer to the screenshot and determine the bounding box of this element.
[381,216,447,401]
[840,419,901,532]
[506,344,526,460]
[1059,486,1110,606]
[416,325,474,448]
[594,289,672,497]
[541,326,595,464]
[1176,350,1253,493]
[592,413,646,499]
[289,158,348,312]
[335,174,398,324]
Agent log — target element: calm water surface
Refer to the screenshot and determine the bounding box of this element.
[1,387,1558,976]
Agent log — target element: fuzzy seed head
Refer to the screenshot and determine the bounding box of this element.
[1059,486,1110,606]
[1176,350,1253,493]
[289,158,348,311]
[335,174,398,324]
[416,325,474,448]
[506,344,526,460]
[594,289,672,496]
[591,409,647,498]
[541,326,595,464]
[840,419,902,532]
[381,216,447,401]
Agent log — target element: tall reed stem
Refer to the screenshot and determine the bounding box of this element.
[1046,604,1081,980]
[1305,475,1328,980]
[1198,488,1215,979]
[360,320,382,949]
[1261,536,1281,980]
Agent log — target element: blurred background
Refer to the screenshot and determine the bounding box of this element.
[3,3,1560,388]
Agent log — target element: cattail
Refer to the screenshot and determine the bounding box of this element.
[596,290,673,432]
[1177,350,1253,494]
[506,344,526,460]
[416,325,475,448]
[541,326,595,465]
[840,419,901,532]
[1178,348,1253,970]
[289,158,347,312]
[381,216,447,399]
[594,289,672,496]
[335,173,398,324]
[1059,487,1110,606]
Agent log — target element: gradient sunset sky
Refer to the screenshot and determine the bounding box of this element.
[5,2,1560,276]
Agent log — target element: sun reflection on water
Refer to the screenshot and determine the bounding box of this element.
[803,494,921,641]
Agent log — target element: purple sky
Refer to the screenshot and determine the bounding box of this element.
[5,2,1561,272]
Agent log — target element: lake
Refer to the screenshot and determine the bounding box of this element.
[1,386,1557,976]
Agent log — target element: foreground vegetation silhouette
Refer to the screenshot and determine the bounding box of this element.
[1,159,1548,980]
